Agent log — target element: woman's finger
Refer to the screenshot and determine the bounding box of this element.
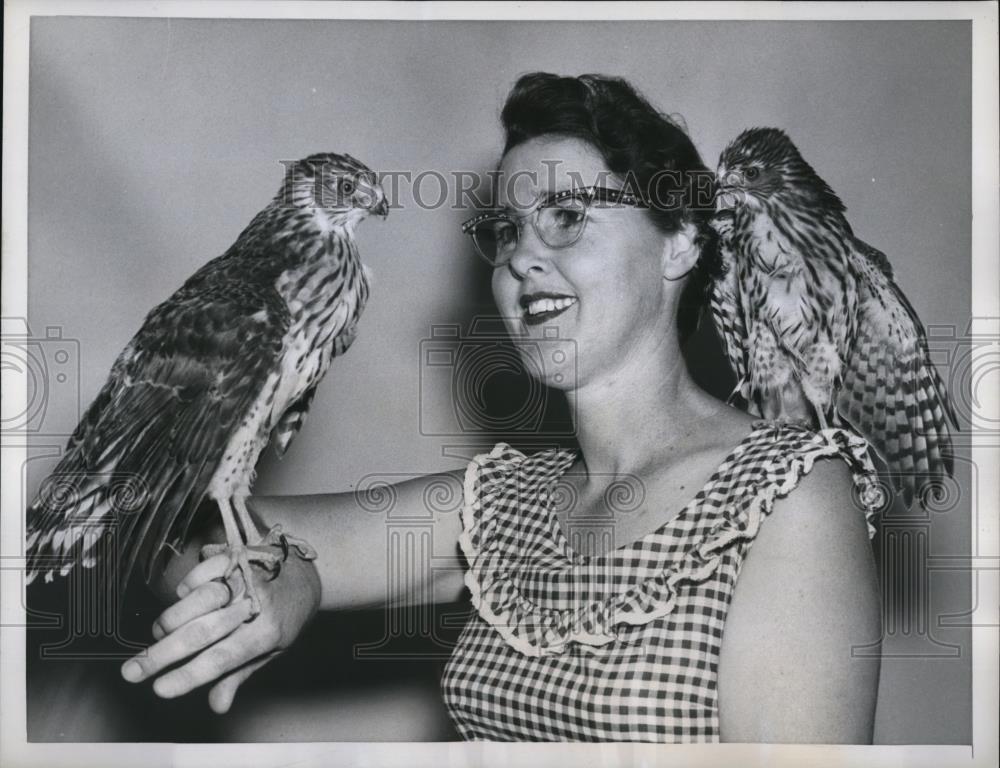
[151,620,276,700]
[206,652,279,714]
[121,596,252,685]
[176,554,231,598]
[152,578,237,640]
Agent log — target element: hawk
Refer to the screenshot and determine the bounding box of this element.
[709,127,958,508]
[25,152,387,616]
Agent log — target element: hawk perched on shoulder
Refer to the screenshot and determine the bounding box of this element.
[26,152,387,615]
[709,127,957,508]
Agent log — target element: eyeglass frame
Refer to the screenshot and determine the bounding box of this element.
[460,185,648,267]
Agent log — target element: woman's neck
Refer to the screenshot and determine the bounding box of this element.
[564,332,728,480]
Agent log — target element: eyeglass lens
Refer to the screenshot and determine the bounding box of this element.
[473,196,589,265]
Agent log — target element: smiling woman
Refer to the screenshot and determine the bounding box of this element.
[119,71,885,744]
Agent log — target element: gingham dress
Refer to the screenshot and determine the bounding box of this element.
[441,421,882,742]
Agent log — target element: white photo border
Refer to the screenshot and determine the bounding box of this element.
[2,2,997,767]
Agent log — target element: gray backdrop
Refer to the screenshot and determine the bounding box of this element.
[25,18,971,743]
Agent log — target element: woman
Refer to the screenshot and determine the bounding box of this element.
[120,72,882,743]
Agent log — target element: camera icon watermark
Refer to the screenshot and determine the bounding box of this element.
[418,317,577,438]
[1,317,81,437]
[924,317,1000,440]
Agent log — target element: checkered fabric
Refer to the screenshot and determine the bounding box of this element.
[441,421,881,742]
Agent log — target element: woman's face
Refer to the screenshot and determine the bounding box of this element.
[491,135,681,390]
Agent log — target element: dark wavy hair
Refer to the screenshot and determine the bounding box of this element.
[499,72,721,334]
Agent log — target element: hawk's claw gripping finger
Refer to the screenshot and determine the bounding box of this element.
[260,526,317,561]
[265,560,283,582]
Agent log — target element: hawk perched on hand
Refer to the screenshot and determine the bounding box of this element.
[709,127,958,508]
[26,152,387,616]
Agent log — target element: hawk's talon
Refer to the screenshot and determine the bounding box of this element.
[265,559,282,582]
[259,525,318,561]
[198,541,286,618]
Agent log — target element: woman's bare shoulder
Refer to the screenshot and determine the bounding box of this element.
[766,457,869,549]
[717,454,881,743]
[730,452,875,604]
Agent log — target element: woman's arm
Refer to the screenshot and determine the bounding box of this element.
[717,459,882,743]
[153,469,468,610]
[123,469,468,711]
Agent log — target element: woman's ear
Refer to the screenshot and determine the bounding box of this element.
[661,221,701,281]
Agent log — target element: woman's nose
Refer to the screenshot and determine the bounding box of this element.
[505,221,554,278]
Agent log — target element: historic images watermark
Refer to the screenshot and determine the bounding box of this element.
[277,158,719,214]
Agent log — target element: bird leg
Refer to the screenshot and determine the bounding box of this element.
[199,497,282,619]
[234,495,317,572]
[765,320,839,432]
[200,494,318,618]
[801,342,841,433]
[815,407,831,432]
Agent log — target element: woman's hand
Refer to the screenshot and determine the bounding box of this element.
[119,549,321,714]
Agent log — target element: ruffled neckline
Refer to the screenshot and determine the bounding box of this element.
[459,422,881,658]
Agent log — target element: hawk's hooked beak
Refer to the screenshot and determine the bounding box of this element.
[369,189,389,219]
[714,170,744,212]
[714,190,742,213]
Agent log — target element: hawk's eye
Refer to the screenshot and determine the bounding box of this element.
[745,167,760,181]
[341,180,355,195]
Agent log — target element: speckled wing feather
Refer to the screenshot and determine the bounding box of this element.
[709,222,753,410]
[25,275,289,593]
[837,237,959,505]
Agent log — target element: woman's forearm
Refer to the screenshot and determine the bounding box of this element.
[249,470,467,610]
[153,469,468,611]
